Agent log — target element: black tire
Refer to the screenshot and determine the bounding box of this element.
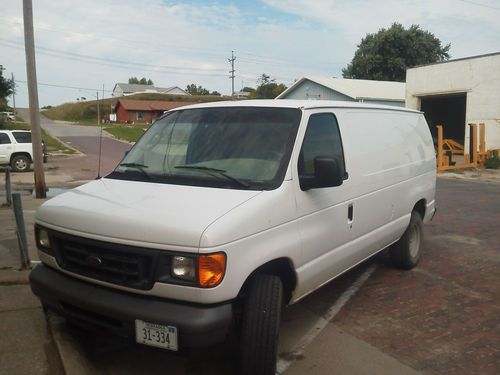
[239,274,283,375]
[11,154,31,172]
[390,211,424,269]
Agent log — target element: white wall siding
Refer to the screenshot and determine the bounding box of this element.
[406,53,500,151]
[279,80,353,101]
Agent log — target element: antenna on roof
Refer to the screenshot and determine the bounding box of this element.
[96,90,103,179]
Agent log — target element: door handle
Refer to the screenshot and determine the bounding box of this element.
[348,204,354,227]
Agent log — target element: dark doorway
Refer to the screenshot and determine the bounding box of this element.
[420,93,467,145]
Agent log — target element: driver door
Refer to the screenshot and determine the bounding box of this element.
[294,112,355,297]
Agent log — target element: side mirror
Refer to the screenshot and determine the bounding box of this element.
[300,157,344,191]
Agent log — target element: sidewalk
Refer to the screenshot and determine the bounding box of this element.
[0,194,64,375]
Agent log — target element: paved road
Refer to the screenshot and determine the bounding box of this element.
[17,108,131,182]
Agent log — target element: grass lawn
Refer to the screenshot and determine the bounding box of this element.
[1,120,76,154]
[105,125,148,143]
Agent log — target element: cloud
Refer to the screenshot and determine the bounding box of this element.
[261,0,500,57]
[0,0,498,106]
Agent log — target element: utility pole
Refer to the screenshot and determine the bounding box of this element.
[11,73,16,120]
[23,0,46,198]
[228,50,236,97]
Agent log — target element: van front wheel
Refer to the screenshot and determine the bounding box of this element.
[239,274,283,375]
[390,211,423,270]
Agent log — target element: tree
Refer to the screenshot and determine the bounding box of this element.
[185,83,220,96]
[342,23,450,82]
[251,74,287,99]
[128,77,154,85]
[0,68,15,110]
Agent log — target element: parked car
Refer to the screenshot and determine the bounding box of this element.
[30,100,436,374]
[0,130,48,172]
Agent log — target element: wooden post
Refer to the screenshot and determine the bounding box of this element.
[471,123,478,166]
[436,125,444,172]
[23,0,47,198]
[479,123,486,162]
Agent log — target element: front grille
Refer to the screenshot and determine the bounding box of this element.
[51,231,160,290]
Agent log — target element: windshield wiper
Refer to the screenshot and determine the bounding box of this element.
[174,165,249,188]
[119,163,150,179]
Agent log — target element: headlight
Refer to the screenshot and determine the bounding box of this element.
[35,226,52,253]
[171,256,196,282]
[38,229,51,248]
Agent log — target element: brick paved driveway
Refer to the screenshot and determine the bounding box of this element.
[334,178,500,374]
[52,177,500,374]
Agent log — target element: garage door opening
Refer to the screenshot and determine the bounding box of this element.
[420,93,467,144]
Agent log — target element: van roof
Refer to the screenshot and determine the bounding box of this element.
[169,99,420,114]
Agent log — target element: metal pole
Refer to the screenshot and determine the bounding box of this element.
[228,51,236,97]
[5,168,12,207]
[11,73,16,120]
[97,91,103,178]
[23,0,46,198]
[12,193,30,269]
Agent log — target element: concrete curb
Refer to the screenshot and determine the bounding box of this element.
[0,269,30,285]
[48,313,100,375]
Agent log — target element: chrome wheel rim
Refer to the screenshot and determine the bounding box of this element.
[408,224,421,259]
[15,159,27,170]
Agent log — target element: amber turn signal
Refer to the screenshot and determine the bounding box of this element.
[198,253,226,288]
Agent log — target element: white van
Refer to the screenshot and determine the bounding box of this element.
[30,100,436,374]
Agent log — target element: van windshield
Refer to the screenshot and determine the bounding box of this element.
[108,107,302,190]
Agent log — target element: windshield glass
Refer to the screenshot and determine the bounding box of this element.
[108,106,301,190]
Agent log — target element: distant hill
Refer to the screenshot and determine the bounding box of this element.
[42,93,230,123]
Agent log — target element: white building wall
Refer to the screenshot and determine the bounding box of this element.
[406,53,500,151]
[112,86,124,97]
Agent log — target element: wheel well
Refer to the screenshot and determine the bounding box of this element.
[240,258,297,304]
[413,199,426,219]
[10,152,32,163]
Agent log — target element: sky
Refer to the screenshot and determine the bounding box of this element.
[1,0,499,107]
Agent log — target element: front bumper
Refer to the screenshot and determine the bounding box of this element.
[30,264,232,348]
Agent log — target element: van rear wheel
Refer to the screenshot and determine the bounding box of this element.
[239,274,283,375]
[390,211,423,269]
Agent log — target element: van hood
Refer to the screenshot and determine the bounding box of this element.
[35,178,262,249]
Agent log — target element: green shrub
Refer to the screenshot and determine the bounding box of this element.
[484,150,500,169]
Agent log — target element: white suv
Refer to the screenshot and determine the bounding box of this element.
[0,130,48,172]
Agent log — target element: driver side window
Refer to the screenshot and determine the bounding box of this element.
[299,113,346,175]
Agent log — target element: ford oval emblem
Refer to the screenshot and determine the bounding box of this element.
[86,255,102,267]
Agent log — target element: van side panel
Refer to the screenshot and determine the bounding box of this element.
[293,109,435,302]
[339,110,435,232]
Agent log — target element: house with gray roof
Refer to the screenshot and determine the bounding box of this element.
[112,83,190,97]
[276,76,405,107]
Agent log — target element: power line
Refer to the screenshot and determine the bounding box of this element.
[15,79,113,93]
[0,16,231,58]
[457,0,500,10]
[0,38,229,77]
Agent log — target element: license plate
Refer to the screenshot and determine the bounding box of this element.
[135,320,178,351]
